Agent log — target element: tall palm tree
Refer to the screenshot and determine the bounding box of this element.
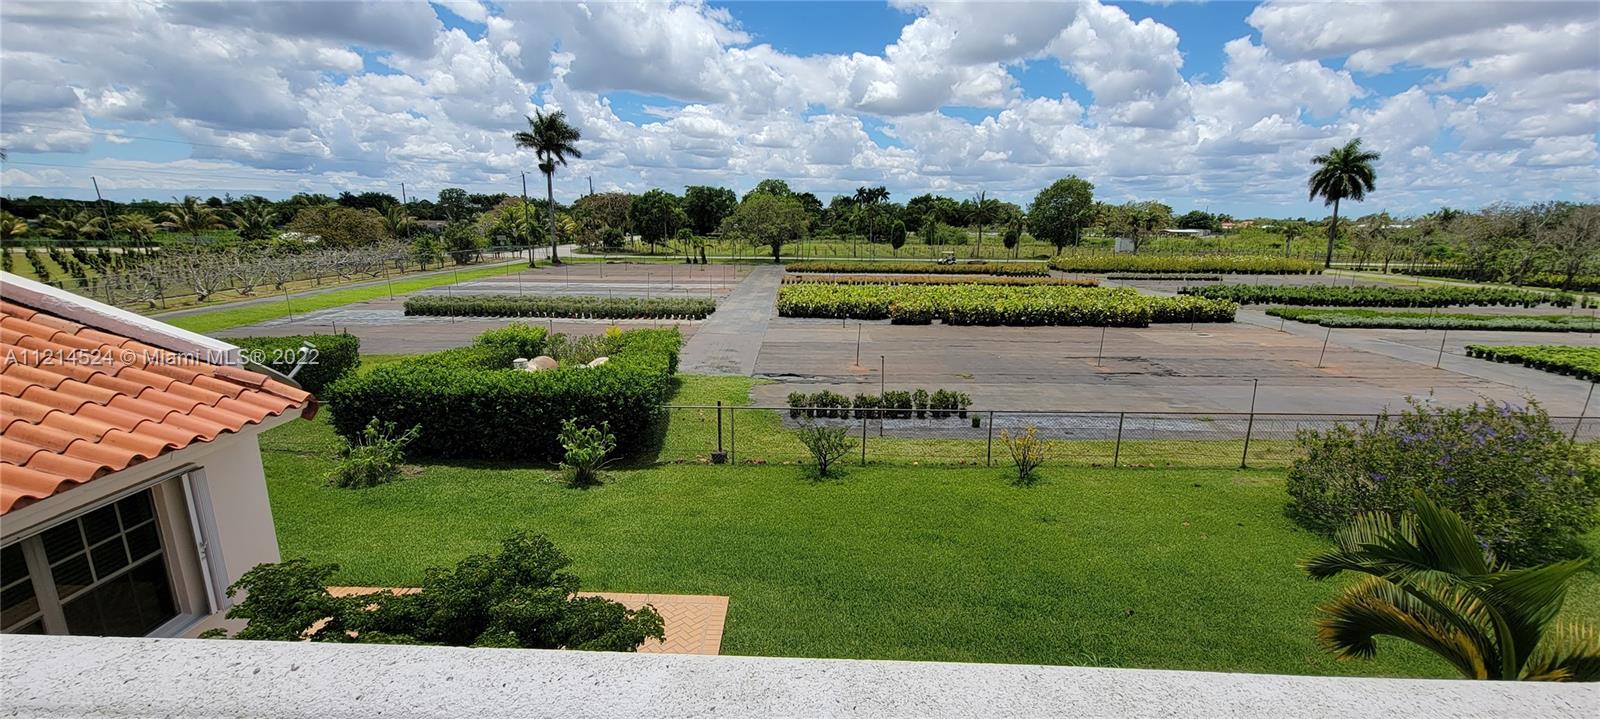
[851,186,889,255]
[1281,222,1304,258]
[113,213,158,249]
[1302,490,1599,681]
[968,191,1000,259]
[513,109,582,264]
[160,195,225,246]
[1308,138,1380,268]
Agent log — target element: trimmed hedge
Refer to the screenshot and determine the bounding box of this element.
[1464,345,1600,381]
[1048,253,1322,275]
[781,274,1098,287]
[785,261,1048,277]
[325,324,681,461]
[1267,308,1600,332]
[233,334,360,395]
[1393,267,1600,293]
[776,283,1236,327]
[1181,284,1573,308]
[1105,274,1222,281]
[405,294,716,320]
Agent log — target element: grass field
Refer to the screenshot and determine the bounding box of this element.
[164,262,522,333]
[259,373,1600,677]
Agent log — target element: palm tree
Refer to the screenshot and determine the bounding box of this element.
[513,109,582,264]
[1302,490,1599,681]
[0,212,28,243]
[233,201,280,244]
[1281,222,1304,258]
[160,196,225,246]
[1308,138,1380,268]
[40,210,106,244]
[968,191,1000,259]
[851,186,889,255]
[382,204,416,240]
[113,213,158,250]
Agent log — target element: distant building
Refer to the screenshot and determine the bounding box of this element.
[1219,220,1253,230]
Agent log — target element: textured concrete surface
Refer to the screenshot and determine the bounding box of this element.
[5,635,1596,718]
[678,265,784,375]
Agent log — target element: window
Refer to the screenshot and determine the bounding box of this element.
[1,490,178,637]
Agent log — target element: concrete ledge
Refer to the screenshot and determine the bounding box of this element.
[4,636,1597,718]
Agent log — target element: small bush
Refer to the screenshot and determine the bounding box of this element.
[796,421,857,478]
[209,533,664,651]
[911,389,929,419]
[1286,399,1599,565]
[327,419,420,489]
[1002,427,1049,486]
[233,334,360,395]
[558,419,616,487]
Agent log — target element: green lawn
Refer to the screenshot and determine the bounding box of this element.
[166,263,521,333]
[259,374,1600,678]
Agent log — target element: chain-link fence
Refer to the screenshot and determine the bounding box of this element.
[652,405,1600,469]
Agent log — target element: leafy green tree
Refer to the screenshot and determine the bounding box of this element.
[1303,490,1599,681]
[1546,204,1600,290]
[721,192,808,263]
[888,219,907,255]
[1003,220,1022,257]
[630,189,686,253]
[160,195,226,244]
[382,204,415,240]
[794,191,824,226]
[744,178,792,202]
[0,212,28,243]
[572,191,633,244]
[967,190,1000,258]
[1309,137,1381,268]
[1177,210,1218,231]
[1280,221,1305,258]
[442,221,484,264]
[683,186,737,235]
[286,205,387,248]
[513,109,583,263]
[1027,176,1095,253]
[410,233,444,270]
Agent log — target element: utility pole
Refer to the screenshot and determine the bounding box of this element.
[587,176,594,197]
[90,176,116,252]
[521,172,533,265]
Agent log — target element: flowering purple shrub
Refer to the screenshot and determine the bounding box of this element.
[1286,399,1598,565]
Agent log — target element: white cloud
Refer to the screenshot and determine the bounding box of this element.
[0,0,1594,215]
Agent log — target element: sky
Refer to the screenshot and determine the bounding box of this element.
[1,0,1597,218]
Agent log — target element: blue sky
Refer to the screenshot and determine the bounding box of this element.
[1,1,1595,217]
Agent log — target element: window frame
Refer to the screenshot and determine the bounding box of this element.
[1,468,203,637]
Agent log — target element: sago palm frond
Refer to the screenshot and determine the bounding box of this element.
[1316,575,1494,679]
[1521,623,1600,682]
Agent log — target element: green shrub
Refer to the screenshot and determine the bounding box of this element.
[1465,345,1600,381]
[1002,427,1048,487]
[785,388,971,420]
[233,334,360,394]
[1268,308,1600,332]
[1181,284,1572,308]
[405,294,716,320]
[1286,399,1599,565]
[776,283,1236,327]
[1048,253,1322,275]
[325,325,680,461]
[1393,266,1600,293]
[796,421,857,478]
[782,274,1097,287]
[558,419,616,487]
[786,261,1047,277]
[326,419,420,489]
[209,533,663,651]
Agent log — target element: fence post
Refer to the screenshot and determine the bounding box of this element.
[861,410,869,466]
[1240,378,1258,469]
[728,406,735,465]
[986,410,995,467]
[1113,412,1125,468]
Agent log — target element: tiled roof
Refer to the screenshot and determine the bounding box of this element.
[1,299,315,514]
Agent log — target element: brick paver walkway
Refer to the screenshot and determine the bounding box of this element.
[328,587,728,655]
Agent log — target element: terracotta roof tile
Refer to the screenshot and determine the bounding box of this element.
[0,299,315,514]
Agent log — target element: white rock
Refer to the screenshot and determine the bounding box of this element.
[586,356,609,367]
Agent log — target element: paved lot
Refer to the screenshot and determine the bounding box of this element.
[219,264,1597,415]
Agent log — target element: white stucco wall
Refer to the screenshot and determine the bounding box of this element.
[189,430,282,587]
[3,635,1596,719]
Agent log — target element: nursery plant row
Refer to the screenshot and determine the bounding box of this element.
[1463,345,1600,382]
[1181,284,1574,308]
[1266,308,1600,332]
[403,294,718,320]
[780,274,1098,287]
[784,260,1049,277]
[1047,254,1323,275]
[776,283,1237,327]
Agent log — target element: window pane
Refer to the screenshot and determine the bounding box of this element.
[10,618,45,634]
[2,580,39,630]
[63,558,175,636]
[51,554,93,599]
[40,523,85,564]
[117,493,154,527]
[90,538,130,578]
[1,544,27,586]
[125,523,162,562]
[81,505,121,545]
